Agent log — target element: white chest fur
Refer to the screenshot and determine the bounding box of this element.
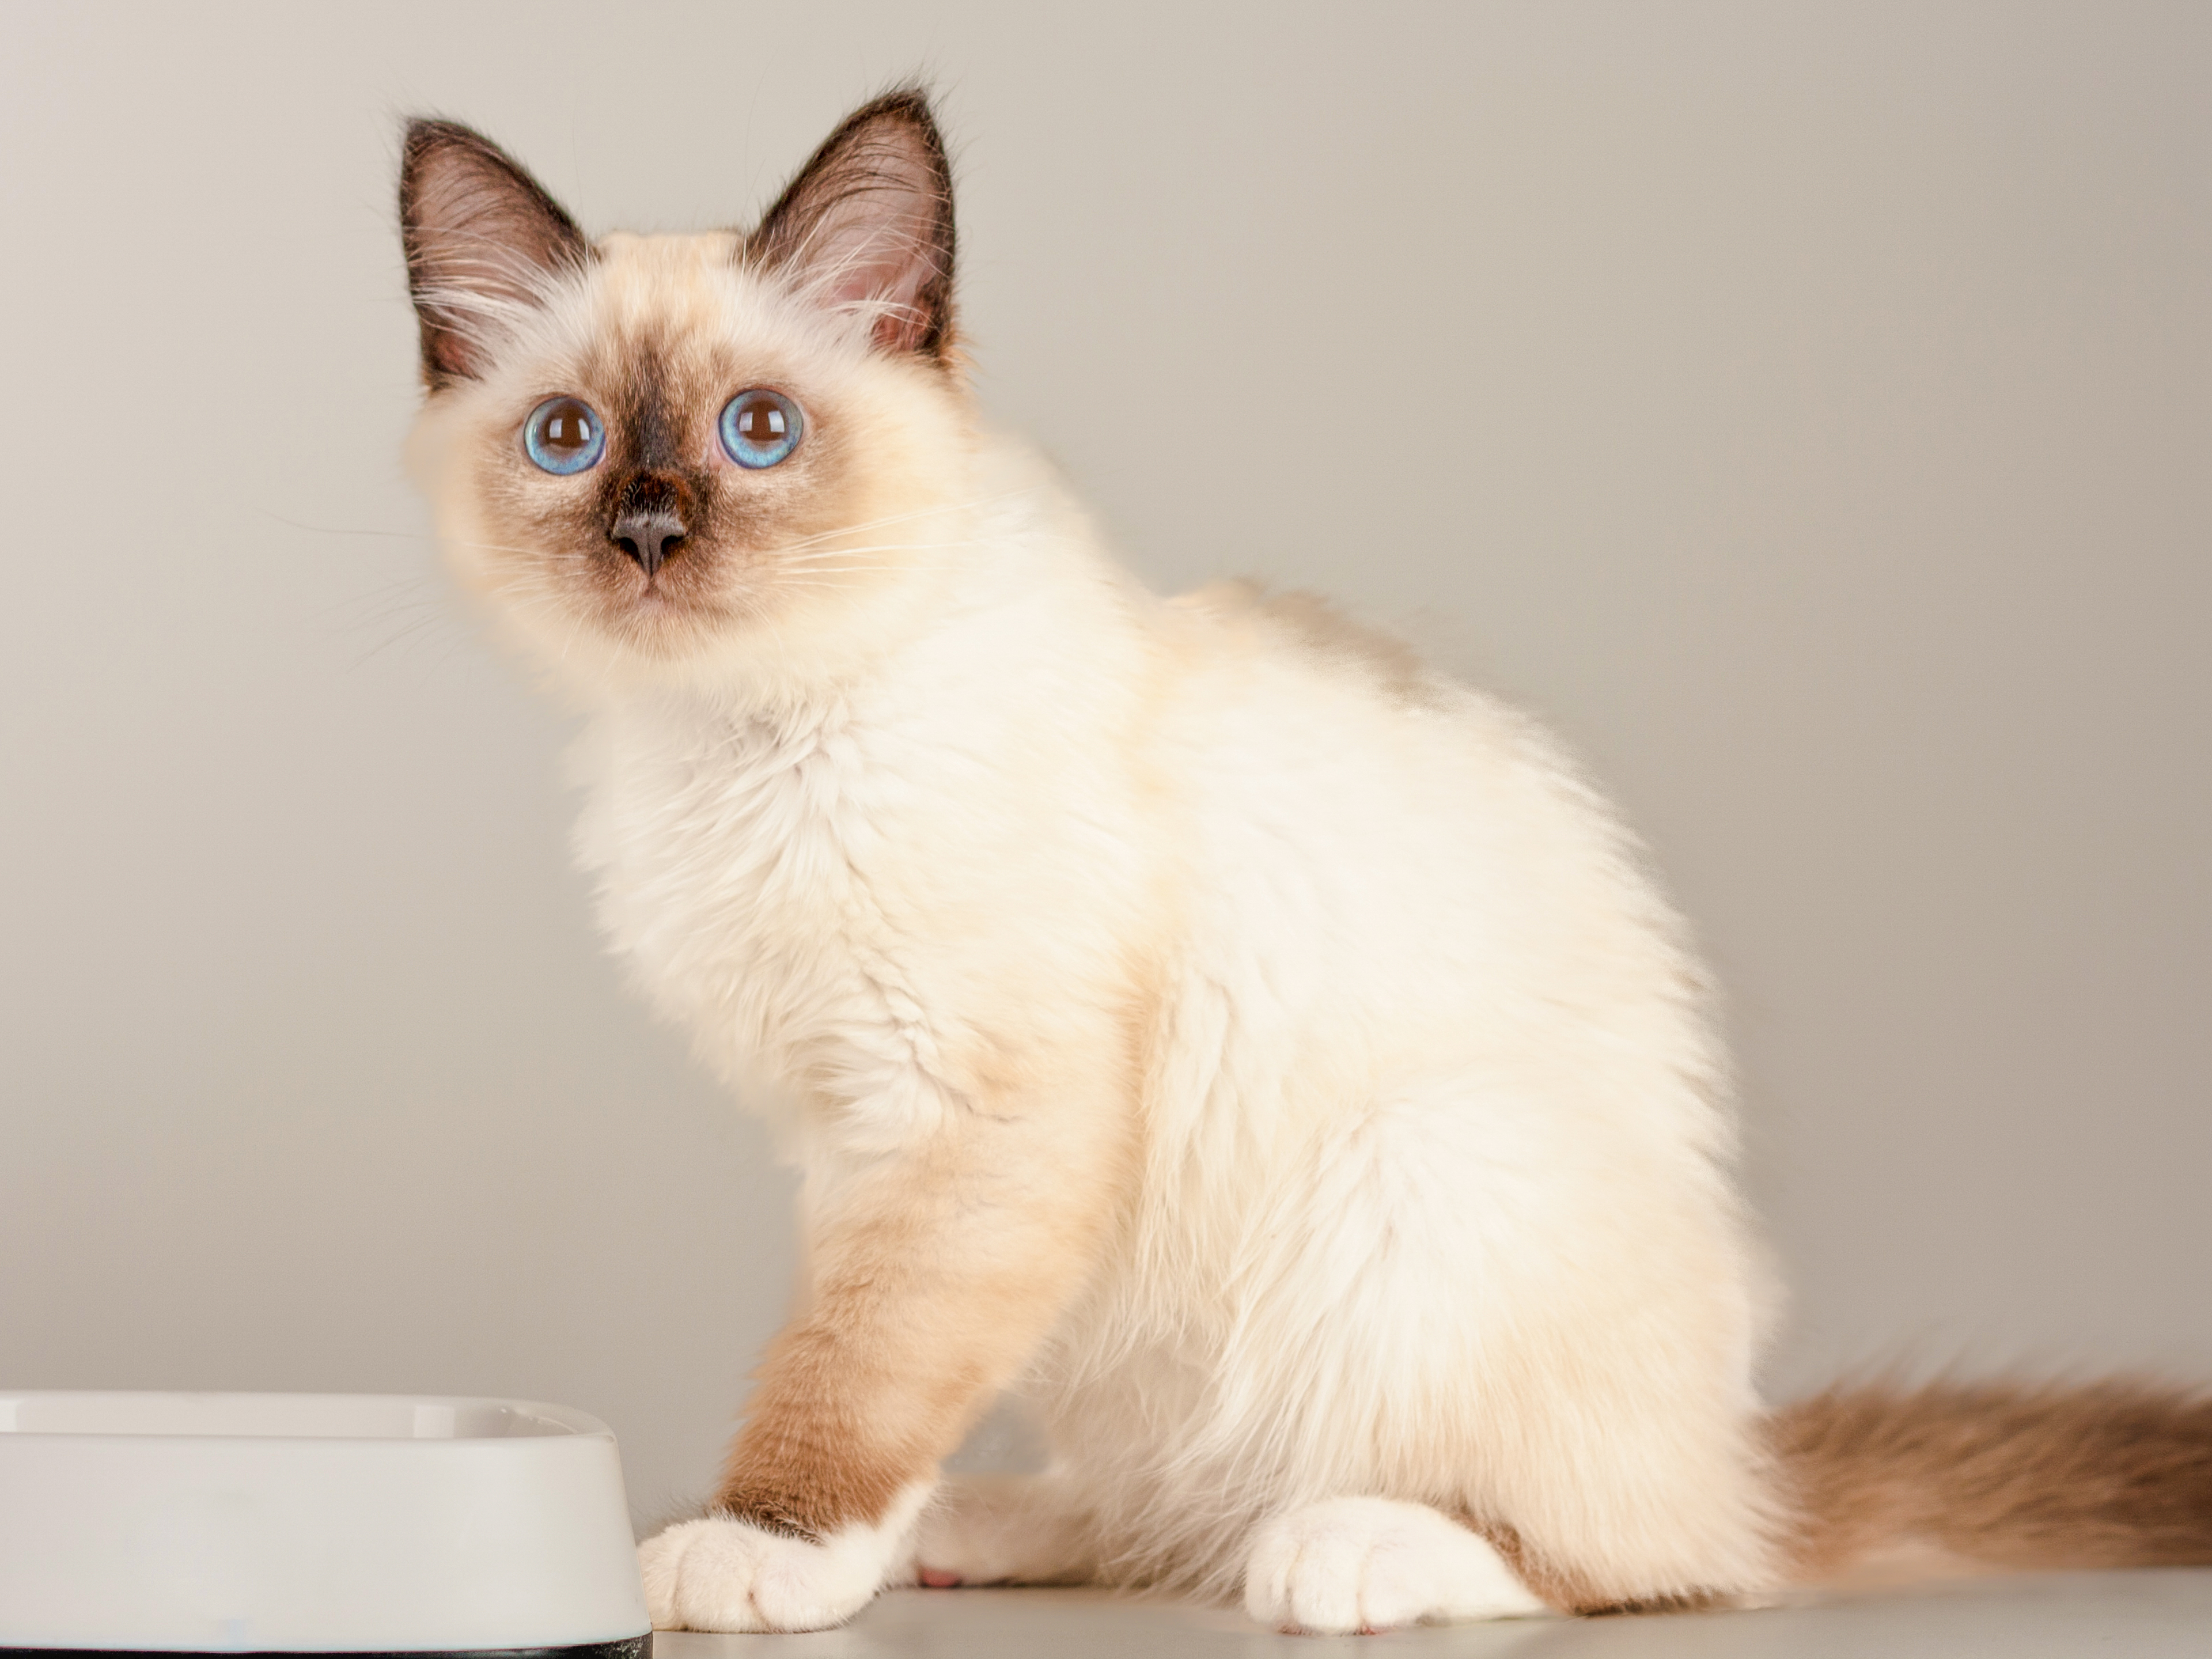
[573,696,911,1136]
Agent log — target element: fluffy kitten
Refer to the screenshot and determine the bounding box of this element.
[398,91,2212,1634]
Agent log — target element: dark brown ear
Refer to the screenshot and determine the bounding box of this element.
[748,89,956,360]
[399,119,592,389]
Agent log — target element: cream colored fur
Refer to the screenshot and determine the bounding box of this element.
[406,112,1785,1635]
[639,1484,934,1632]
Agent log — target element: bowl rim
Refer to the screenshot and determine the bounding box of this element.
[0,1389,617,1445]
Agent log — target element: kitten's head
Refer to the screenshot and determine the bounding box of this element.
[399,91,980,698]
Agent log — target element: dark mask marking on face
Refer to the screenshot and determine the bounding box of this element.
[593,342,707,577]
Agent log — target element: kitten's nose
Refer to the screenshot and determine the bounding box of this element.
[609,506,687,577]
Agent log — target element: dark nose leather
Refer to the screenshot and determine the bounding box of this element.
[609,507,687,577]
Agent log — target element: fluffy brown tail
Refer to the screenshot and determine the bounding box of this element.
[1771,1380,2212,1589]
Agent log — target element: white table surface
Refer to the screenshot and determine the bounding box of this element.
[656,1569,2212,1657]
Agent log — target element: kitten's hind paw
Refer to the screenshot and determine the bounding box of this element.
[913,1472,1098,1587]
[1242,1497,1553,1634]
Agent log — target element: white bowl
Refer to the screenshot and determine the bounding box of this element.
[0,1392,650,1656]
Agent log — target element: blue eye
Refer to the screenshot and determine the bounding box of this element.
[523,396,605,474]
[719,388,802,469]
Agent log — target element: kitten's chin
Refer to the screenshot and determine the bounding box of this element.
[613,584,713,630]
[590,590,749,667]
[482,550,953,706]
[490,584,831,706]
[469,583,736,702]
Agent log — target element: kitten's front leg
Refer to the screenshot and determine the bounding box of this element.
[640,1085,1126,1633]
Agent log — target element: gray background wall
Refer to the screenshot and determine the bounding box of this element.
[2,2,2206,1527]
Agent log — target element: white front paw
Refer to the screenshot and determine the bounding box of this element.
[639,1492,924,1633]
[1243,1497,1551,1634]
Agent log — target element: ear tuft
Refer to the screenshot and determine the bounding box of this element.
[399,119,591,389]
[748,89,957,360]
